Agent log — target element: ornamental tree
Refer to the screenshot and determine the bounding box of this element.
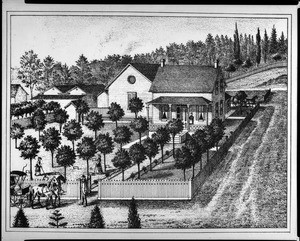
[152,127,170,163]
[32,108,47,140]
[113,126,132,150]
[48,209,68,228]
[130,116,149,144]
[63,120,83,151]
[193,128,208,170]
[10,123,25,148]
[107,102,124,127]
[129,143,146,179]
[185,135,202,178]
[54,108,69,133]
[89,205,105,228]
[128,197,141,228]
[95,133,114,173]
[40,127,62,167]
[112,149,131,181]
[128,97,144,119]
[56,145,76,180]
[74,99,90,124]
[143,137,159,171]
[166,118,184,157]
[85,111,104,139]
[203,125,215,163]
[19,135,40,180]
[44,101,61,113]
[13,208,29,227]
[76,137,96,178]
[210,118,225,151]
[174,146,192,181]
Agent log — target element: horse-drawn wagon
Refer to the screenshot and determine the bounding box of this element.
[10,170,30,208]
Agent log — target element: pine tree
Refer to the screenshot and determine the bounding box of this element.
[269,25,278,54]
[128,197,141,228]
[13,208,29,227]
[233,23,242,65]
[256,28,262,66]
[49,209,68,228]
[89,205,105,228]
[263,29,269,63]
[278,31,287,55]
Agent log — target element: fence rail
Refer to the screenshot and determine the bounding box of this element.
[98,179,191,200]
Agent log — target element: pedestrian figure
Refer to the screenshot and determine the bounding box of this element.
[80,175,88,207]
[94,156,103,175]
[35,157,44,176]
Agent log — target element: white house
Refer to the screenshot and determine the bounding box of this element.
[101,60,227,132]
[11,84,29,103]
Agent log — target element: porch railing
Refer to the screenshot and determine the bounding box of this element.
[149,123,205,132]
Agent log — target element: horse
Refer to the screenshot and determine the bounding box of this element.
[29,175,64,209]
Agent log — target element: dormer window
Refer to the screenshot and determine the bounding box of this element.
[128,75,136,84]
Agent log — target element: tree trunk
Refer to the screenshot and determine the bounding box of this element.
[82,114,84,124]
[137,163,140,179]
[122,169,124,181]
[161,145,164,163]
[207,150,209,163]
[135,112,137,119]
[103,154,106,173]
[216,142,219,151]
[38,130,41,140]
[72,141,75,152]
[95,130,97,140]
[30,158,33,180]
[86,159,89,177]
[192,164,195,179]
[115,121,118,128]
[200,155,202,170]
[172,135,175,157]
[15,138,18,149]
[149,157,152,171]
[120,143,123,150]
[51,151,54,168]
[64,166,67,181]
[139,132,141,145]
[59,123,62,133]
[183,169,186,181]
[30,87,33,100]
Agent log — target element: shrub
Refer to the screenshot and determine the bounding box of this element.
[128,197,141,228]
[105,172,110,178]
[142,166,147,173]
[13,208,29,227]
[154,159,158,165]
[89,205,105,228]
[165,150,170,156]
[130,172,135,179]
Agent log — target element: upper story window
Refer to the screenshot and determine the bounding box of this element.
[215,80,219,95]
[127,75,136,84]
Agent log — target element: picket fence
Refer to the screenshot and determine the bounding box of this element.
[98,179,191,200]
[23,179,80,200]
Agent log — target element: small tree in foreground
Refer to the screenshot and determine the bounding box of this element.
[32,108,47,140]
[10,123,25,148]
[128,97,144,119]
[152,127,170,163]
[85,111,104,139]
[130,116,149,144]
[63,120,83,151]
[54,108,69,133]
[112,149,131,181]
[76,137,96,178]
[49,209,68,228]
[13,208,29,227]
[128,197,141,228]
[107,102,125,127]
[113,126,132,150]
[174,146,192,181]
[167,118,184,157]
[56,145,76,180]
[129,143,146,179]
[143,138,159,171]
[95,133,114,173]
[89,205,105,228]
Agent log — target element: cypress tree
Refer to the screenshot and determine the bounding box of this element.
[128,197,141,228]
[89,205,105,228]
[278,31,287,54]
[263,29,269,63]
[233,23,242,64]
[13,208,29,227]
[256,28,261,66]
[49,209,68,228]
[269,25,278,54]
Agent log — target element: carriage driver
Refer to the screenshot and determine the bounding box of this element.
[35,157,44,176]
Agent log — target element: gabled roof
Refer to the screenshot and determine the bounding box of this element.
[64,100,79,109]
[226,90,269,101]
[105,63,160,89]
[52,84,105,96]
[11,84,28,98]
[149,65,219,93]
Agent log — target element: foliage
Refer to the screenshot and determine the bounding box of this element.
[63,120,83,150]
[152,127,170,163]
[76,137,96,177]
[107,102,124,127]
[95,133,114,173]
[225,63,236,73]
[129,143,146,179]
[48,209,68,228]
[263,29,269,63]
[19,135,40,180]
[113,126,132,150]
[13,208,29,227]
[234,91,248,114]
[10,123,25,148]
[128,197,141,228]
[89,205,105,228]
[54,108,69,132]
[130,116,149,144]
[40,127,62,167]
[256,28,261,65]
[210,118,226,149]
[32,108,47,138]
[44,101,61,113]
[38,55,55,91]
[143,138,159,171]
[128,97,144,118]
[56,145,76,179]
[74,99,90,123]
[242,58,253,68]
[271,53,282,61]
[269,25,278,54]
[233,23,242,65]
[174,146,192,181]
[85,111,104,139]
[112,149,131,181]
[166,118,184,156]
[185,135,202,176]
[278,31,287,55]
[70,54,93,84]
[17,50,43,99]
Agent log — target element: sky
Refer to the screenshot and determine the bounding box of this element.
[10,16,288,68]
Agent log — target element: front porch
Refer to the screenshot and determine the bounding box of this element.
[147,96,212,132]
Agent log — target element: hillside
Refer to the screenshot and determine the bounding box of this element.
[226,67,287,90]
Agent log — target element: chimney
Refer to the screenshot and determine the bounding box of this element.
[214,59,219,68]
[161,59,166,67]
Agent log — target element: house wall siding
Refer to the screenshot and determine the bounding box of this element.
[108,66,153,118]
[97,92,109,107]
[65,104,77,121]
[15,88,28,103]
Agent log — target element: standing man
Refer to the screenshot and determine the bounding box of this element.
[35,157,44,176]
[80,175,88,207]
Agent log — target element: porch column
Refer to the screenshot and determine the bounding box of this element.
[168,104,172,120]
[187,104,190,131]
[146,104,150,122]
